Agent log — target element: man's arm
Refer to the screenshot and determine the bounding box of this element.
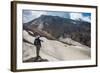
[40,39,43,42]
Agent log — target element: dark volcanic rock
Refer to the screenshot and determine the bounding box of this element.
[23,57,48,63]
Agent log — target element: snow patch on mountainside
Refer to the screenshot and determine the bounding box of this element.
[23,30,91,62]
[59,36,90,49]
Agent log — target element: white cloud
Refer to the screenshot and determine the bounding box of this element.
[31,11,47,19]
[82,16,91,22]
[23,11,48,23]
[70,13,82,20]
[70,13,91,22]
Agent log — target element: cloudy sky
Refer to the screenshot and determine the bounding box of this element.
[23,10,91,23]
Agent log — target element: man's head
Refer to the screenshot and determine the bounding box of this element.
[36,35,40,39]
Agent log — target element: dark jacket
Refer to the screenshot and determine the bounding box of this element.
[34,38,42,46]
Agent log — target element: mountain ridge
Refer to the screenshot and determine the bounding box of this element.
[23,15,91,47]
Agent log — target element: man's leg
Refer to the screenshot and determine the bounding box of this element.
[36,45,40,58]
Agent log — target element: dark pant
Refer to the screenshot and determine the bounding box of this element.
[36,45,41,58]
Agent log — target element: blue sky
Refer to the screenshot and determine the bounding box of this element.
[23,10,91,23]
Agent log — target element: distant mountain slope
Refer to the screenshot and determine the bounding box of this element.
[23,15,91,47]
[23,30,90,62]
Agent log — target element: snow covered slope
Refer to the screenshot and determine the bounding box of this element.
[23,30,91,62]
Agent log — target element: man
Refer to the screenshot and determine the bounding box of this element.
[34,35,43,61]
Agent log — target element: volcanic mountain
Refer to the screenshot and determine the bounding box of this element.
[23,15,91,47]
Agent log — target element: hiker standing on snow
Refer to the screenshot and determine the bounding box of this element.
[34,35,43,60]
